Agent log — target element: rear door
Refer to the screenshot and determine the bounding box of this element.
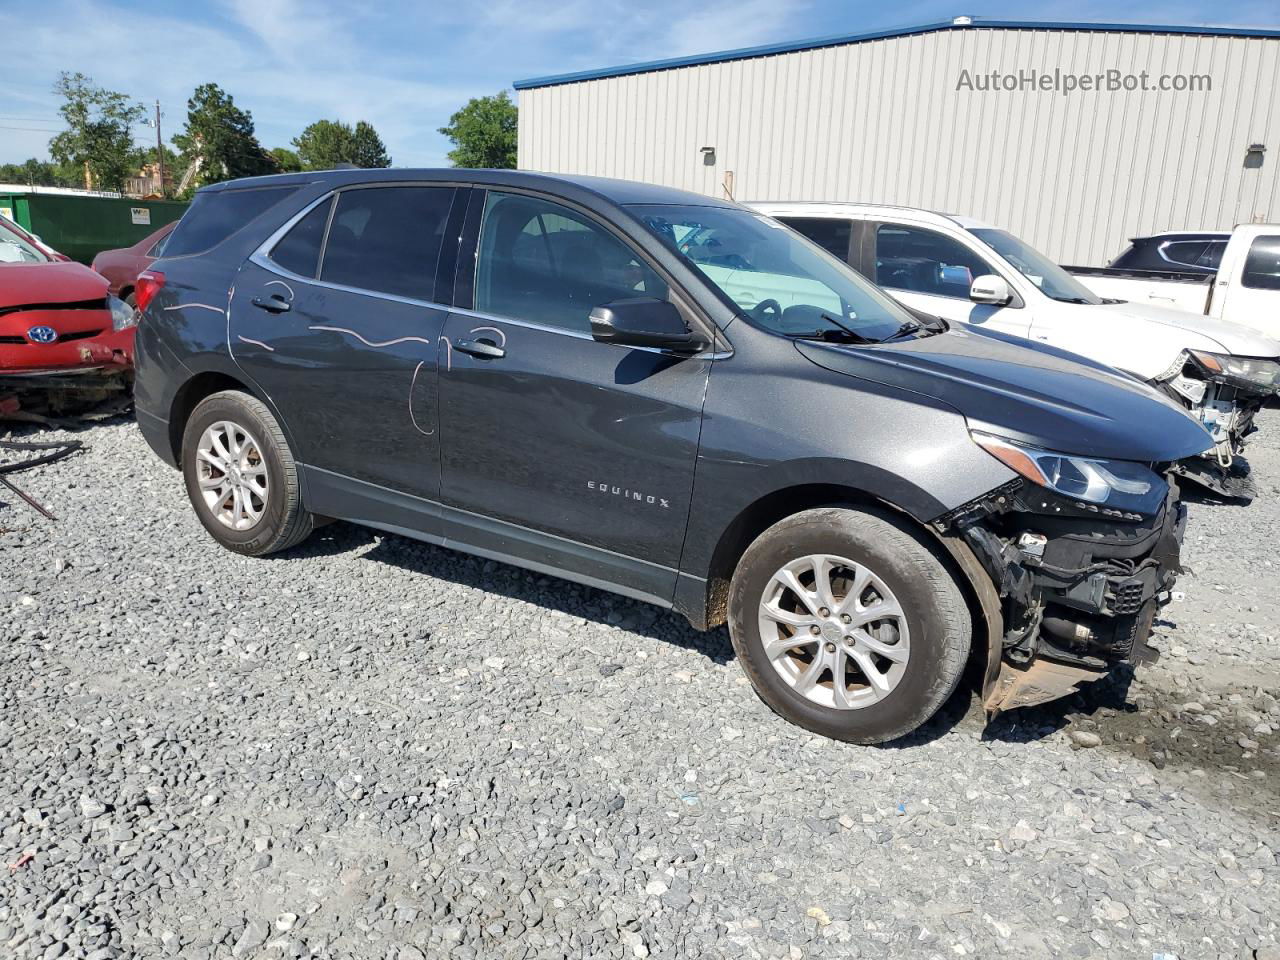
[1212,226,1280,338]
[229,184,462,502]
[435,189,712,604]
[869,222,1032,338]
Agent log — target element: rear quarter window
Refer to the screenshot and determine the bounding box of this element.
[163,185,299,258]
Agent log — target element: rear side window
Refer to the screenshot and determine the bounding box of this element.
[1242,235,1280,291]
[319,186,455,301]
[164,186,298,257]
[269,199,333,278]
[474,191,668,333]
[1161,240,1208,268]
[1196,241,1226,271]
[779,217,852,261]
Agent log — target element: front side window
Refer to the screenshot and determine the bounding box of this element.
[475,192,668,333]
[967,227,1101,304]
[634,204,916,341]
[320,186,455,301]
[1242,235,1280,291]
[877,225,994,300]
[779,217,852,261]
[269,198,333,279]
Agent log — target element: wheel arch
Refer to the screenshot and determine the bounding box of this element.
[168,370,277,465]
[684,481,1001,686]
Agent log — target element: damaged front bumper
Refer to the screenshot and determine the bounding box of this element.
[936,477,1185,715]
[1156,352,1280,501]
[1,327,135,418]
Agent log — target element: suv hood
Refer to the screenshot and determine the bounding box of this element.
[1097,299,1280,357]
[0,260,108,309]
[796,325,1212,462]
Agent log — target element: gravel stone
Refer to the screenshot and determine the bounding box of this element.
[2,410,1280,958]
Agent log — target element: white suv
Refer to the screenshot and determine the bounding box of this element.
[751,201,1280,500]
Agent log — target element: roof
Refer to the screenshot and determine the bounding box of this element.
[198,168,737,209]
[746,200,997,231]
[514,16,1280,90]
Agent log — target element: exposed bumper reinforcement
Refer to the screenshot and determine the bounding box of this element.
[983,658,1108,715]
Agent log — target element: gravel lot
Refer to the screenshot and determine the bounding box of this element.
[2,409,1278,960]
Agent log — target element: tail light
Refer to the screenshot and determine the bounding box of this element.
[134,271,166,312]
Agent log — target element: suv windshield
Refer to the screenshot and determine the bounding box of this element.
[632,204,920,342]
[968,228,1102,304]
[0,220,50,263]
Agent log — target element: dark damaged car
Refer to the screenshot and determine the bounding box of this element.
[133,170,1213,743]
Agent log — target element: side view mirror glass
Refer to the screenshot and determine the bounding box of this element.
[970,274,1012,305]
[589,298,709,354]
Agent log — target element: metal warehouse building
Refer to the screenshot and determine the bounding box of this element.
[514,17,1280,264]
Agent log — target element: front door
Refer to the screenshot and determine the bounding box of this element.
[436,190,712,604]
[869,222,1031,339]
[1213,226,1280,339]
[229,184,460,502]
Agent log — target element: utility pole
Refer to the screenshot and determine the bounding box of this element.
[154,100,165,197]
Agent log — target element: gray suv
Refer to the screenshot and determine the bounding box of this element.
[132,170,1212,743]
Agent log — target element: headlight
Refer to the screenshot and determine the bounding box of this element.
[1188,351,1280,392]
[972,432,1167,516]
[109,294,138,332]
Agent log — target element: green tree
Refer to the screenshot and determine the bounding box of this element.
[47,72,145,191]
[173,83,276,193]
[437,91,517,169]
[292,119,391,170]
[292,119,350,170]
[350,121,391,168]
[269,146,302,172]
[0,158,74,187]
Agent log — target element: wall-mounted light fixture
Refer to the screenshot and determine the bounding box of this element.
[700,146,716,166]
[1245,143,1266,169]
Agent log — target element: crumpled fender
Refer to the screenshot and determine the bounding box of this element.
[932,528,1107,716]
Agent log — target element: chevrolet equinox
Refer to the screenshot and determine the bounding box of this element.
[133,170,1213,743]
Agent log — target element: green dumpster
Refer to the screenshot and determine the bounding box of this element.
[0,192,188,265]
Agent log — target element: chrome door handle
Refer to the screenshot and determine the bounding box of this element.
[454,338,505,359]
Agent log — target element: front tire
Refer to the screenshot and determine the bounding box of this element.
[180,390,314,556]
[727,507,970,744]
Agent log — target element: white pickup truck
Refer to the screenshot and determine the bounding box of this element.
[749,202,1280,500]
[1065,225,1280,340]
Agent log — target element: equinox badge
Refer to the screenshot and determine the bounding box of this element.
[588,480,669,508]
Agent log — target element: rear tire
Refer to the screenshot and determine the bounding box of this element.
[180,390,313,556]
[727,507,970,744]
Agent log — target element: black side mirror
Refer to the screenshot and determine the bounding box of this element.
[589,298,708,354]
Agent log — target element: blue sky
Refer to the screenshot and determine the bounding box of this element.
[1,0,1276,168]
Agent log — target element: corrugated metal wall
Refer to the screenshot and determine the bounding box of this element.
[517,27,1280,264]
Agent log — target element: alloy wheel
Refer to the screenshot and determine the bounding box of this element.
[757,553,911,709]
[194,420,269,531]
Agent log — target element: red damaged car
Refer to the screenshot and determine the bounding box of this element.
[91,221,176,306]
[1,216,138,409]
